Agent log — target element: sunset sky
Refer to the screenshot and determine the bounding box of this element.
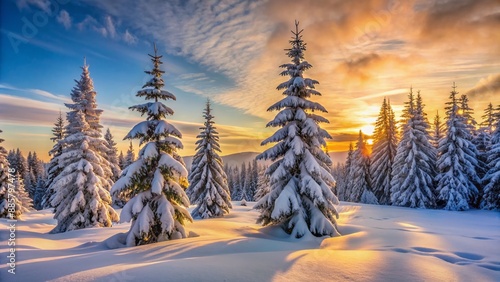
[1,0,499,161]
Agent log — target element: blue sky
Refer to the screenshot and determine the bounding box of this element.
[1,0,499,161]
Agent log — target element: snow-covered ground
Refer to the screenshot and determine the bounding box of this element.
[1,202,499,281]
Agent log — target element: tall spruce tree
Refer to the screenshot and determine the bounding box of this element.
[65,59,112,181]
[390,90,437,208]
[481,116,500,210]
[67,58,104,132]
[436,84,480,210]
[459,94,477,135]
[370,98,398,204]
[432,111,444,149]
[111,45,192,246]
[338,142,355,202]
[124,142,135,168]
[50,110,118,233]
[13,172,32,218]
[0,130,12,218]
[104,128,121,181]
[187,100,231,219]
[50,61,118,233]
[480,103,495,134]
[349,131,377,204]
[43,111,65,209]
[255,165,270,201]
[474,103,496,183]
[255,21,339,238]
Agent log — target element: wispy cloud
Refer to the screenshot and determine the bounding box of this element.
[123,29,137,44]
[466,74,500,98]
[57,10,72,30]
[0,84,70,103]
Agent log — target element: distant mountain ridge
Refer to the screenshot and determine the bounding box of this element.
[183,151,347,169]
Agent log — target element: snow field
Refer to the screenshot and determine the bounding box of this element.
[0,202,498,281]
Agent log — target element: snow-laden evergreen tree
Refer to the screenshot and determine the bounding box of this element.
[118,151,126,170]
[338,142,355,202]
[124,141,135,168]
[110,45,192,246]
[255,165,270,201]
[370,98,398,204]
[7,149,27,179]
[474,103,496,181]
[24,165,36,199]
[436,84,480,211]
[480,103,496,134]
[330,162,344,199]
[13,172,32,217]
[481,117,500,210]
[33,176,45,210]
[186,100,231,219]
[242,160,258,201]
[0,130,12,218]
[104,128,121,181]
[432,111,444,149]
[64,59,113,183]
[349,131,377,204]
[255,21,339,238]
[67,58,104,132]
[50,109,118,233]
[42,111,65,209]
[391,90,437,208]
[236,162,247,201]
[49,60,117,232]
[459,94,477,135]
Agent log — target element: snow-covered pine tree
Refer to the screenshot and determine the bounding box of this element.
[24,164,36,199]
[33,176,45,210]
[7,149,27,180]
[474,103,496,182]
[481,116,500,210]
[110,45,192,246]
[436,83,480,211]
[390,90,437,208]
[42,111,65,209]
[50,109,118,233]
[255,164,270,201]
[124,141,135,168]
[243,160,258,201]
[480,103,495,134]
[118,151,125,170]
[330,162,343,198]
[65,59,113,182]
[237,162,247,201]
[67,58,104,132]
[49,60,117,232]
[0,130,12,218]
[187,100,231,219]
[13,172,33,217]
[338,142,355,202]
[349,131,377,204]
[459,94,477,135]
[432,111,444,149]
[255,21,339,238]
[104,128,121,181]
[370,98,398,205]
[230,165,240,199]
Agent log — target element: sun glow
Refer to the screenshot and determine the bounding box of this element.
[366,139,374,145]
[360,124,375,136]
